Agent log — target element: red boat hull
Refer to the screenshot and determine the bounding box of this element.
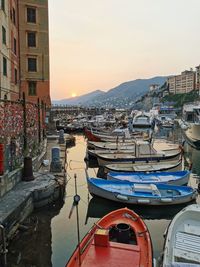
[66,208,153,267]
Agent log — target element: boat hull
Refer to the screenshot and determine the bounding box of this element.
[107,170,190,186]
[163,204,200,266]
[66,208,153,267]
[87,178,197,206]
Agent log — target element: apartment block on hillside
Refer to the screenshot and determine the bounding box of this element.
[167,70,196,94]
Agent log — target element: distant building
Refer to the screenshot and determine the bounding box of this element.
[19,0,51,106]
[167,69,196,94]
[149,84,160,92]
[196,65,200,91]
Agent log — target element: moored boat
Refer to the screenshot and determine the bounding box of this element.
[87,178,197,205]
[107,170,190,186]
[104,158,183,174]
[66,208,153,267]
[179,103,200,149]
[163,204,200,266]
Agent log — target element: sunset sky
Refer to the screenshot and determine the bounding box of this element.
[49,0,200,100]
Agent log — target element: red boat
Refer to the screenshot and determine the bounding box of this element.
[84,128,101,142]
[66,208,153,267]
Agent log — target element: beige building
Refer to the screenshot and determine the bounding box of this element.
[0,0,11,100]
[167,70,196,94]
[18,0,51,106]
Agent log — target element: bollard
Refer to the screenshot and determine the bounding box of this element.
[58,129,65,144]
[22,157,34,181]
[50,147,62,172]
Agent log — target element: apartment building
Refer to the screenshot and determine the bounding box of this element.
[18,0,51,106]
[0,0,12,100]
[167,70,196,94]
[10,0,20,100]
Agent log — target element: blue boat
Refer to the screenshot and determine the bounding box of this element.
[87,178,197,205]
[107,170,190,186]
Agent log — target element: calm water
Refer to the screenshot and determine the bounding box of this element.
[52,128,200,267]
[7,127,200,267]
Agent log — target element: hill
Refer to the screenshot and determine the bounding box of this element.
[52,90,105,106]
[52,76,167,108]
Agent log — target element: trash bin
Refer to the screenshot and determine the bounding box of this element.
[22,156,34,181]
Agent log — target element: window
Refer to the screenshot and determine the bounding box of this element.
[14,68,17,84]
[2,26,6,44]
[28,57,37,72]
[3,57,7,76]
[14,38,17,54]
[13,8,16,24]
[27,32,36,47]
[1,0,5,11]
[27,7,36,23]
[28,81,37,96]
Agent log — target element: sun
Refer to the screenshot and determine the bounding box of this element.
[71,93,77,98]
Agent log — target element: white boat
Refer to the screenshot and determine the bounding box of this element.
[132,111,155,128]
[104,158,183,174]
[179,103,200,149]
[163,204,200,266]
[94,140,181,166]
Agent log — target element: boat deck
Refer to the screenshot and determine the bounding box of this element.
[81,241,140,267]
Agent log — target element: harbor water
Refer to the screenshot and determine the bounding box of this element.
[7,127,200,267]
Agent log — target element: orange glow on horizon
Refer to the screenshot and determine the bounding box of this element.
[71,93,77,97]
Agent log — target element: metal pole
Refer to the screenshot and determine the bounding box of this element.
[22,92,27,151]
[38,98,41,143]
[74,174,81,266]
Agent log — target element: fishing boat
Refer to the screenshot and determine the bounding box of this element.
[107,170,190,186]
[104,158,183,174]
[87,178,197,205]
[96,145,181,166]
[163,204,200,266]
[66,208,153,267]
[179,103,200,149]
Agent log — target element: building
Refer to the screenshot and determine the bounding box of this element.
[18,0,51,106]
[0,0,12,100]
[10,0,20,101]
[196,65,200,92]
[149,84,160,92]
[167,69,196,94]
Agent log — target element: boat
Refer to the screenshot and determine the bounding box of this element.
[179,103,200,149]
[96,143,181,166]
[66,207,153,267]
[87,178,197,205]
[104,158,183,173]
[132,111,155,128]
[163,204,200,266]
[107,170,190,186]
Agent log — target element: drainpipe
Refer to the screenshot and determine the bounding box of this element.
[0,224,7,267]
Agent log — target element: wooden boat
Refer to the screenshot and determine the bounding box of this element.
[96,147,181,166]
[163,204,200,266]
[87,148,137,160]
[66,207,153,267]
[88,139,181,151]
[104,158,183,174]
[87,178,197,205]
[107,170,190,186]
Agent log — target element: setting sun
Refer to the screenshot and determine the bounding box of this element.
[71,93,77,98]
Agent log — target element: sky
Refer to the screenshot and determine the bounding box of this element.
[48,0,200,100]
